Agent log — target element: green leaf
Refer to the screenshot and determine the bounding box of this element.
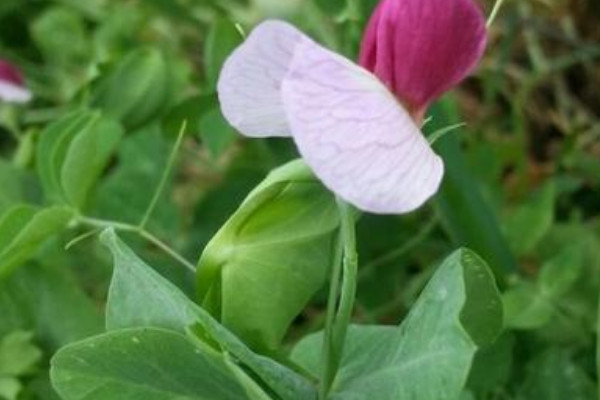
[502,282,553,330]
[101,229,316,400]
[429,99,518,281]
[94,126,180,237]
[0,205,74,277]
[0,260,102,348]
[61,114,123,209]
[292,248,503,400]
[36,110,123,209]
[199,107,237,159]
[539,243,584,298]
[518,348,595,400]
[466,333,514,396]
[0,331,42,376]
[36,111,92,204]
[0,160,34,216]
[31,7,90,68]
[503,181,556,256]
[203,18,242,89]
[503,243,584,330]
[51,327,249,400]
[91,48,173,129]
[0,377,20,400]
[197,159,339,351]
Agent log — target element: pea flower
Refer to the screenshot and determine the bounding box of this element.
[0,59,31,103]
[217,0,486,214]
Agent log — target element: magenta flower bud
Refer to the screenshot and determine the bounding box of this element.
[359,0,487,119]
[0,59,32,103]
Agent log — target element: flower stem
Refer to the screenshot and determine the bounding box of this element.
[319,232,344,399]
[319,198,358,398]
[486,0,506,28]
[76,216,196,273]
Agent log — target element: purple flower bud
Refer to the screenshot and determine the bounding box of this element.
[359,0,486,120]
[0,59,32,103]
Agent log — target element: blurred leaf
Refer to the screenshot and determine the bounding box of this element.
[162,94,215,138]
[430,99,518,281]
[30,7,90,67]
[93,4,142,61]
[61,113,123,209]
[0,377,20,400]
[0,260,102,349]
[0,205,73,277]
[518,348,595,400]
[503,181,556,256]
[197,159,339,351]
[36,111,92,204]
[503,281,553,330]
[0,331,42,376]
[292,248,503,400]
[204,18,242,89]
[94,125,179,236]
[313,0,346,15]
[539,243,584,298]
[91,48,173,130]
[199,107,237,159]
[466,333,514,396]
[0,161,27,215]
[101,229,316,400]
[36,110,123,209]
[51,328,249,400]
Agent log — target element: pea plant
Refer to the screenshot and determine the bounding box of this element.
[0,0,598,399]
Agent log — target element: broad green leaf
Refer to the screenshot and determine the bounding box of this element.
[503,181,556,256]
[61,114,123,209]
[91,48,172,129]
[51,328,249,400]
[292,248,503,400]
[518,348,595,400]
[203,18,242,89]
[0,331,42,376]
[0,205,74,277]
[101,229,316,400]
[197,159,339,351]
[429,99,518,280]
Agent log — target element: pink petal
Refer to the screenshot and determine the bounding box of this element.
[282,36,444,214]
[217,21,303,137]
[0,59,31,103]
[359,0,486,114]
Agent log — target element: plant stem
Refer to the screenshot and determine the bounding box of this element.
[319,198,358,398]
[319,232,344,399]
[139,120,187,230]
[486,0,506,28]
[77,216,196,273]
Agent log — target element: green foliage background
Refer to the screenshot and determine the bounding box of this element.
[0,0,599,399]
